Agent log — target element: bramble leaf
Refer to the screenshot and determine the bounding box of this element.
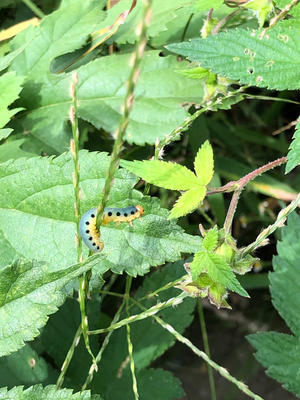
[167,26,300,90]
[0,72,23,129]
[0,255,105,357]
[248,213,300,397]
[286,118,300,173]
[121,159,199,190]
[0,385,101,399]
[194,140,214,184]
[0,151,201,276]
[169,186,206,219]
[202,226,218,251]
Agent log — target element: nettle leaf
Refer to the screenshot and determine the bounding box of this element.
[0,255,105,357]
[167,25,300,90]
[286,118,300,173]
[90,261,194,399]
[0,385,101,399]
[0,43,28,73]
[10,0,106,79]
[194,140,214,185]
[248,213,300,397]
[169,186,206,219]
[0,151,201,276]
[0,72,24,129]
[202,226,218,251]
[0,344,56,387]
[15,51,204,152]
[121,159,199,190]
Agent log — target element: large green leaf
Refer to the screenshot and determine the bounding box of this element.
[167,25,300,90]
[90,261,194,398]
[0,385,101,399]
[0,151,201,276]
[0,254,105,357]
[15,51,204,152]
[0,344,57,387]
[248,213,300,397]
[286,118,300,173]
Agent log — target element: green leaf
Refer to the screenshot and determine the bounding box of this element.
[121,159,199,190]
[240,0,274,28]
[0,344,57,387]
[0,138,35,162]
[90,261,194,398]
[0,72,24,129]
[15,51,204,152]
[0,151,201,276]
[0,385,101,399]
[248,213,300,397]
[0,43,28,73]
[190,251,248,296]
[286,118,300,173]
[194,0,223,11]
[202,226,218,251]
[169,186,206,219]
[194,140,214,184]
[167,26,300,90]
[0,129,12,140]
[0,254,105,357]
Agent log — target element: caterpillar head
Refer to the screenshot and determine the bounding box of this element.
[136,205,144,216]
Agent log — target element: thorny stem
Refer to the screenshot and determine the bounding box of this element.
[197,300,217,400]
[131,298,264,400]
[207,157,288,196]
[56,325,82,389]
[224,187,243,234]
[22,0,45,18]
[240,193,300,257]
[89,293,187,335]
[96,0,153,228]
[125,276,139,400]
[262,0,300,37]
[69,73,95,364]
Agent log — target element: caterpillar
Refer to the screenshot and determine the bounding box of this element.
[79,205,144,252]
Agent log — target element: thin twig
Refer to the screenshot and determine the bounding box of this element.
[224,187,243,234]
[212,9,240,35]
[22,0,45,18]
[261,0,300,37]
[272,119,298,136]
[131,298,264,400]
[96,0,153,228]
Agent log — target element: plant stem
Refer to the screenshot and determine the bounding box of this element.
[89,293,187,335]
[181,13,194,41]
[240,193,300,257]
[131,298,263,400]
[262,0,300,36]
[197,300,217,400]
[137,275,188,301]
[22,0,45,18]
[69,72,95,363]
[56,325,82,388]
[224,187,243,234]
[211,9,240,35]
[125,276,139,400]
[96,0,153,228]
[81,300,126,391]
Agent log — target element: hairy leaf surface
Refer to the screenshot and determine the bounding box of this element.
[0,385,101,399]
[167,26,300,90]
[286,118,300,173]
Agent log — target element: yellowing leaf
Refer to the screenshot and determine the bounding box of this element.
[194,140,214,185]
[121,159,199,190]
[169,186,206,219]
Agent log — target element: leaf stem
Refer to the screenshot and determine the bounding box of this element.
[131,298,263,400]
[262,0,300,36]
[197,300,217,400]
[96,0,153,228]
[22,0,45,18]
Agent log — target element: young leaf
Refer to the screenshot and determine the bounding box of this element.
[121,159,199,190]
[248,213,300,397]
[286,118,300,174]
[0,254,105,357]
[0,151,201,276]
[0,385,101,399]
[0,72,23,129]
[202,226,218,251]
[190,250,207,280]
[169,186,206,219]
[167,26,300,90]
[194,140,214,185]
